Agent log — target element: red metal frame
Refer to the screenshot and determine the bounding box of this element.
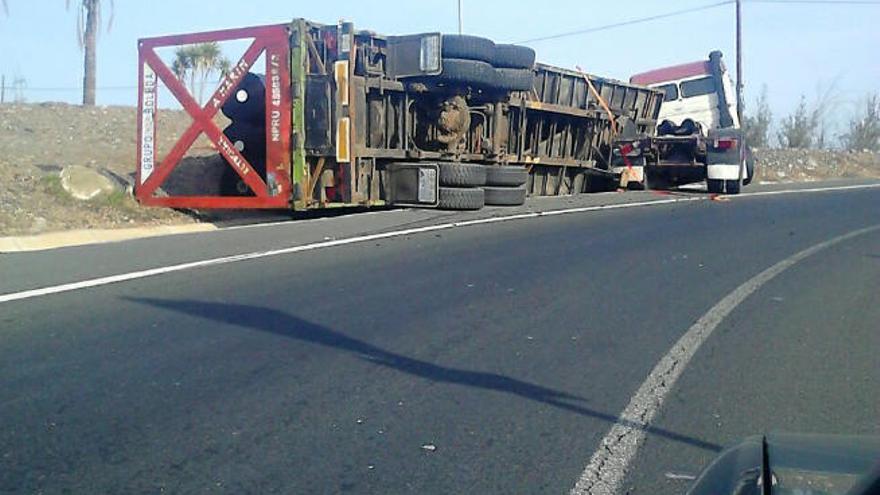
[136,24,292,209]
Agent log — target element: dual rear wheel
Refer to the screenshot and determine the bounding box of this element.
[436,163,528,210]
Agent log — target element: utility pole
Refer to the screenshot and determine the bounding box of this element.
[736,0,744,127]
[736,0,746,184]
[457,0,463,34]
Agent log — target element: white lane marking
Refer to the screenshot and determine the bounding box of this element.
[1,183,878,305]
[204,183,880,233]
[737,182,880,198]
[569,223,880,495]
[217,207,408,232]
[0,198,697,305]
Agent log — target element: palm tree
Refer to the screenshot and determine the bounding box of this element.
[67,0,114,106]
[171,43,231,104]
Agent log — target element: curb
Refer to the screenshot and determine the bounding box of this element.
[0,223,218,253]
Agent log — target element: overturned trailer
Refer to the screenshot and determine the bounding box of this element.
[135,19,663,210]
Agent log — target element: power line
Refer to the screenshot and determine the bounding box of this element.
[516,1,734,44]
[515,0,880,44]
[748,0,880,3]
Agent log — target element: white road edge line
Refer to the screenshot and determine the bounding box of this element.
[569,223,880,495]
[737,182,880,198]
[1,183,878,305]
[0,197,694,305]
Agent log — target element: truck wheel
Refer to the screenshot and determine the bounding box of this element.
[627,179,647,191]
[707,179,724,194]
[492,44,536,69]
[485,166,528,187]
[438,162,487,187]
[743,153,755,186]
[484,186,527,206]
[221,72,266,123]
[438,58,498,88]
[438,187,485,210]
[725,180,741,195]
[441,35,495,63]
[495,68,535,92]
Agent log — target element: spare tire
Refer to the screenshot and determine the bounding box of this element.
[221,72,265,123]
[438,187,485,210]
[483,186,527,206]
[657,120,677,136]
[492,44,536,69]
[495,68,535,92]
[438,162,487,187]
[441,35,495,63]
[438,58,498,88]
[485,166,528,187]
[223,122,266,179]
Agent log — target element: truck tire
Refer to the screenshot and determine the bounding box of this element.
[743,152,755,186]
[707,179,724,194]
[484,186,527,206]
[485,166,528,187]
[495,68,535,92]
[221,72,266,123]
[725,180,741,195]
[441,35,495,63]
[438,162,487,187]
[492,44,536,69]
[438,187,485,210]
[438,58,498,88]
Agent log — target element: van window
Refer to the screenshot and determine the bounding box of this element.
[657,84,679,102]
[680,77,716,98]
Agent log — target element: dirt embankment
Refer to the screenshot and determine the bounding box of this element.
[753,148,880,183]
[0,103,228,236]
[1,103,878,237]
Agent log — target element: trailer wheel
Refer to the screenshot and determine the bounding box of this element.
[724,180,741,195]
[486,166,528,187]
[484,186,527,206]
[441,35,495,63]
[492,44,536,69]
[707,179,724,194]
[438,162,487,187]
[495,68,535,92]
[438,58,498,88]
[438,187,485,210]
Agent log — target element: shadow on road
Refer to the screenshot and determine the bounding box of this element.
[128,297,723,453]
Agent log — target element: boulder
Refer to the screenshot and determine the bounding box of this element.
[59,165,117,200]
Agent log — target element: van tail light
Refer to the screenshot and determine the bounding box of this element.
[713,138,738,150]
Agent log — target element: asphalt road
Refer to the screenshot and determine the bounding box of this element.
[1,182,879,494]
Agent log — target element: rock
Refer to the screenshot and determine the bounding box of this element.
[29,216,47,234]
[59,165,117,200]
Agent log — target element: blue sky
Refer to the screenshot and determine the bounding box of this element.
[0,0,877,137]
